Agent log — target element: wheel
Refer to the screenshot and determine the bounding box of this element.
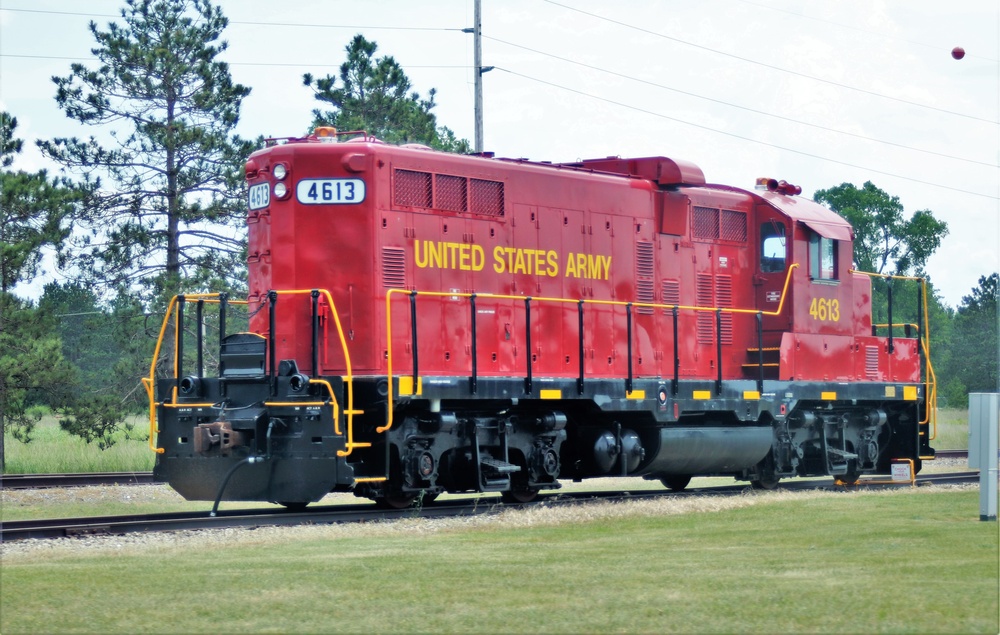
[375,492,419,509]
[660,475,692,492]
[277,501,309,511]
[750,474,781,490]
[501,488,540,504]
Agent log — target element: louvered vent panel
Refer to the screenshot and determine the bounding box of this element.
[721,210,747,242]
[661,279,681,306]
[692,206,720,240]
[716,275,733,344]
[635,241,655,314]
[470,178,505,217]
[382,246,407,288]
[394,169,432,208]
[865,345,880,379]
[434,174,468,212]
[696,273,715,343]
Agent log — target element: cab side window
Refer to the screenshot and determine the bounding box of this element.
[760,223,786,273]
[809,232,838,280]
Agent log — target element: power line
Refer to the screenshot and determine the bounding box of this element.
[0,53,468,70]
[494,66,998,201]
[0,7,465,31]
[485,35,996,169]
[734,0,1000,63]
[540,0,998,126]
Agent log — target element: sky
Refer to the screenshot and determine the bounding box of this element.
[1,0,998,308]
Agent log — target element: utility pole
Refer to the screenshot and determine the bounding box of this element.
[464,0,492,153]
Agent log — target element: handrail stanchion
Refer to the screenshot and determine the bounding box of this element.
[311,290,320,376]
[524,297,533,395]
[196,299,204,378]
[886,278,894,354]
[268,291,277,395]
[626,303,634,395]
[577,300,585,395]
[219,292,228,349]
[756,311,764,395]
[409,291,419,390]
[469,293,478,395]
[715,308,723,395]
[672,305,679,396]
[176,295,185,392]
[916,281,924,367]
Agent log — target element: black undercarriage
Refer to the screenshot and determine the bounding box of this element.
[153,361,933,507]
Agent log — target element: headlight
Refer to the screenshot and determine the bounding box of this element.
[273,182,288,198]
[273,163,287,180]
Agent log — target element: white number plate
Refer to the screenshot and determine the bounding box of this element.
[248,183,270,210]
[296,178,366,204]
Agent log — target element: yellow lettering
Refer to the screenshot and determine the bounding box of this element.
[493,246,505,273]
[471,245,484,271]
[514,249,527,274]
[415,240,429,268]
[547,250,559,277]
[565,252,578,278]
[422,241,606,279]
[428,242,443,268]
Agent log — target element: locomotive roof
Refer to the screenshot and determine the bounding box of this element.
[753,189,854,241]
[697,181,854,242]
[254,135,854,241]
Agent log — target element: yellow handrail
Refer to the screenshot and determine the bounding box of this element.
[143,292,361,456]
[380,265,800,433]
[145,295,250,453]
[849,270,937,436]
[251,289,358,457]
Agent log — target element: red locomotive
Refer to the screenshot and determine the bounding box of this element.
[145,129,937,508]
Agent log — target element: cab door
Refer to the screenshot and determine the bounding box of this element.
[754,206,792,334]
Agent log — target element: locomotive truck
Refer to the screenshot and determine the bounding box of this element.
[144,128,937,509]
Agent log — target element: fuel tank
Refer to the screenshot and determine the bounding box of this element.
[635,426,773,475]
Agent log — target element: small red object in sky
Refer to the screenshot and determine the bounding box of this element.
[952,46,965,60]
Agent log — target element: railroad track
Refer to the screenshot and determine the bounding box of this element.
[1,472,156,490]
[2,470,981,543]
[1,450,971,491]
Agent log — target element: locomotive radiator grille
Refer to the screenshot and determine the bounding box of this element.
[692,206,719,240]
[435,174,468,212]
[394,169,433,207]
[392,168,505,217]
[721,209,747,242]
[470,178,504,217]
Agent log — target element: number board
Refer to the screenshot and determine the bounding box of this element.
[248,183,270,210]
[296,178,366,205]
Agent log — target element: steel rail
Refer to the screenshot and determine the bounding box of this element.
[2,470,980,542]
[0,453,970,492]
[2,472,156,490]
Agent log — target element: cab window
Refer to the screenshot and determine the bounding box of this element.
[809,232,838,280]
[760,223,786,273]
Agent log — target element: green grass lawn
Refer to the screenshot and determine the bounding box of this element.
[3,415,154,474]
[1,488,996,634]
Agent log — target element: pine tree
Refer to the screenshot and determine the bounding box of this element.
[39,0,256,303]
[0,112,82,470]
[304,34,471,153]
